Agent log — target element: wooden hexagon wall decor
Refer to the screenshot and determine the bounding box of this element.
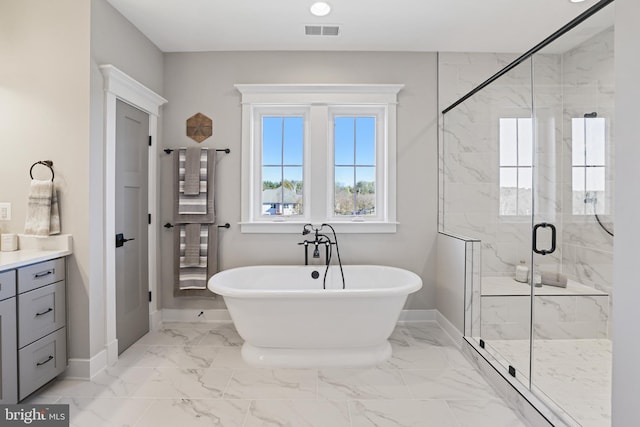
[186,112,213,143]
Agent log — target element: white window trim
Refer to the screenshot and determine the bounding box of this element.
[236,84,403,233]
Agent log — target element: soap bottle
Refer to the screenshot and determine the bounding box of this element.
[515,260,529,283]
[533,264,542,287]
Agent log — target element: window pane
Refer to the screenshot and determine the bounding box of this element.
[262,166,281,215]
[335,117,354,165]
[586,166,605,192]
[572,118,585,166]
[262,117,282,165]
[500,168,517,216]
[518,167,532,190]
[335,166,354,216]
[572,167,585,192]
[283,166,304,215]
[355,167,376,215]
[355,117,376,165]
[499,118,517,166]
[517,167,532,216]
[283,117,304,165]
[262,166,281,189]
[517,118,533,166]
[585,118,606,165]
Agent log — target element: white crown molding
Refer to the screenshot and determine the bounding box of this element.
[99,64,167,116]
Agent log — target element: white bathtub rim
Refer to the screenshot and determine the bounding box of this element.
[208,264,423,298]
[241,341,392,368]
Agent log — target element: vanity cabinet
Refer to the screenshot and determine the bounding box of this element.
[16,257,67,400]
[0,270,17,404]
[0,255,68,403]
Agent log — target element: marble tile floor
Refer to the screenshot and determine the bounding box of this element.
[487,338,612,427]
[27,321,531,427]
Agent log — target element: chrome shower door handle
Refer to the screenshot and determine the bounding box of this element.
[532,222,556,255]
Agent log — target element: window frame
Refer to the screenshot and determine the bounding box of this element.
[328,106,387,222]
[236,84,403,233]
[571,116,608,216]
[252,106,310,221]
[498,116,534,219]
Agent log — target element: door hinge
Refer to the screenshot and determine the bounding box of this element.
[148,291,152,302]
[148,135,152,146]
[148,213,152,225]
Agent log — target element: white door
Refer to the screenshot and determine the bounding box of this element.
[115,99,149,354]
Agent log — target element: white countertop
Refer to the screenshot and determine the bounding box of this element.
[481,275,608,297]
[0,249,72,271]
[0,234,72,271]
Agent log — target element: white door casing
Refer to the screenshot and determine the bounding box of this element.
[101,65,167,366]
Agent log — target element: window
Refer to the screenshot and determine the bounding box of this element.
[572,117,606,215]
[333,116,376,216]
[499,118,533,216]
[237,84,402,233]
[261,115,304,217]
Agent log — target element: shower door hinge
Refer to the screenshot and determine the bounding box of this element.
[148,291,152,302]
[148,135,152,146]
[148,213,152,225]
[479,339,485,349]
[508,365,516,377]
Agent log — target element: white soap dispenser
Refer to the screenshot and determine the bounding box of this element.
[515,260,529,283]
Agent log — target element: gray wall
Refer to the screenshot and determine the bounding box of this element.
[89,0,164,357]
[161,51,438,311]
[612,0,640,424]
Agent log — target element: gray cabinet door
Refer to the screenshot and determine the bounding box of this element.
[0,297,17,404]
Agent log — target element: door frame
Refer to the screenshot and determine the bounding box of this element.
[100,65,167,366]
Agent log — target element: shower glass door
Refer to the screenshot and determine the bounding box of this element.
[441,57,535,389]
[530,5,615,425]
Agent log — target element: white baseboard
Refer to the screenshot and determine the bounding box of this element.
[161,308,434,324]
[149,309,162,330]
[161,308,232,323]
[106,339,118,366]
[435,310,463,348]
[64,348,108,380]
[397,309,436,323]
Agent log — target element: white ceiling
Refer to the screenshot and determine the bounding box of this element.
[105,0,607,53]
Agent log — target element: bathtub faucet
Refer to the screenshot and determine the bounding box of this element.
[298,224,333,265]
[298,224,346,289]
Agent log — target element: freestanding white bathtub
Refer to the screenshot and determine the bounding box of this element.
[208,265,422,367]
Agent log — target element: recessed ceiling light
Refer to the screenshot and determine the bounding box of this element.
[310,2,331,17]
[569,0,587,3]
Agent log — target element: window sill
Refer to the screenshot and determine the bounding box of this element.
[239,221,398,234]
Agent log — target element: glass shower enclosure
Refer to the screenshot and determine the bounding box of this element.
[440,1,614,426]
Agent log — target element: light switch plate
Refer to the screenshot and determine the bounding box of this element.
[0,202,11,221]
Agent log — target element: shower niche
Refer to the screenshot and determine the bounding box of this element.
[440,2,614,426]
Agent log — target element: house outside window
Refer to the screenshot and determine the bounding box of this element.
[236,84,402,233]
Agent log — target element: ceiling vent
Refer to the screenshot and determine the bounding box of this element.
[305,25,340,36]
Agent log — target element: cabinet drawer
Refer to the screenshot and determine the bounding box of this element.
[0,270,16,301]
[17,258,65,294]
[18,327,66,401]
[18,281,66,348]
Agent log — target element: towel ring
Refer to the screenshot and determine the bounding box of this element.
[30,160,54,181]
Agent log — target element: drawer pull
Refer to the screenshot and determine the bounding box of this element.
[36,355,54,366]
[34,269,54,279]
[36,307,54,317]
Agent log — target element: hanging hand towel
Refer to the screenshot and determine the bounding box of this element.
[174,224,218,292]
[183,147,203,196]
[24,179,61,236]
[174,149,216,223]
